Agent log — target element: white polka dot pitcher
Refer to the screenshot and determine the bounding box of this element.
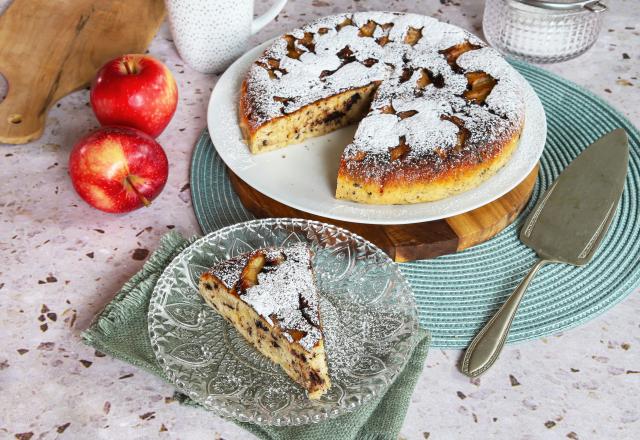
[165,0,288,73]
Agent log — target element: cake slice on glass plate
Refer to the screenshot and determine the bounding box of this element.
[198,243,331,399]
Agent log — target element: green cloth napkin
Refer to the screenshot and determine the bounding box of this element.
[82,231,431,440]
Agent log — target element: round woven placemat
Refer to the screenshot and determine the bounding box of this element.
[191,59,640,349]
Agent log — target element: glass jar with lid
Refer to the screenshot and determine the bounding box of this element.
[483,0,608,63]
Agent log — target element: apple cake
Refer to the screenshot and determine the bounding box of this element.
[198,243,331,399]
[239,12,525,204]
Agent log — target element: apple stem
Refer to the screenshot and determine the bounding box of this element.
[126,176,151,207]
[123,60,137,75]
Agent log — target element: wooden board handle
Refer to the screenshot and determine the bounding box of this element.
[0,71,48,144]
[0,0,165,145]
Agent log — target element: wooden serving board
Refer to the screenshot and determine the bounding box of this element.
[0,0,165,144]
[229,165,539,262]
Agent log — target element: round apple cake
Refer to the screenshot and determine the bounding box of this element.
[239,12,525,204]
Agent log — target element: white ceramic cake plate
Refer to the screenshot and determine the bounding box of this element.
[207,40,547,225]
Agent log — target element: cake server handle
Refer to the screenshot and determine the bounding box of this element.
[252,0,288,34]
[461,258,549,377]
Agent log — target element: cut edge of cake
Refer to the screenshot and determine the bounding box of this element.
[240,82,378,154]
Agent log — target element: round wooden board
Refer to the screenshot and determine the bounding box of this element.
[229,165,539,262]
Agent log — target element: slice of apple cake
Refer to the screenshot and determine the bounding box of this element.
[198,243,331,399]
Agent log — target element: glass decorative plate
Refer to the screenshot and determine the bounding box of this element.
[148,218,419,426]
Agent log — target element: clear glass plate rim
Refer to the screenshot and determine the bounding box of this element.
[148,218,419,426]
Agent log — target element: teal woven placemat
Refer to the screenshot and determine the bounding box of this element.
[190,60,640,349]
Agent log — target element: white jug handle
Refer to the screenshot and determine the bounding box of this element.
[251,0,288,34]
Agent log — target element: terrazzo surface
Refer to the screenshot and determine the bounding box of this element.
[1,1,638,439]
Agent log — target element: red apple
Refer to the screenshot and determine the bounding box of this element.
[90,54,178,137]
[69,126,169,213]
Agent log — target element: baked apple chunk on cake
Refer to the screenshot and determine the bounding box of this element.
[198,243,331,399]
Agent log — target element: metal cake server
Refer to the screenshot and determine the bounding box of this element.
[461,128,629,377]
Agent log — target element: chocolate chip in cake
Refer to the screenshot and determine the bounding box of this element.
[323,111,345,123]
[256,320,269,332]
[362,58,378,67]
[309,371,324,385]
[344,93,361,111]
[337,46,354,60]
[399,67,414,84]
[428,71,445,88]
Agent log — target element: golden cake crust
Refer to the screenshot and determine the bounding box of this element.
[336,127,522,203]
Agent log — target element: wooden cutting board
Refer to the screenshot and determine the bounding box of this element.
[230,165,539,262]
[0,0,165,144]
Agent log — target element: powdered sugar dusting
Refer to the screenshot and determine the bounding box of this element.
[245,12,480,124]
[209,254,250,289]
[399,99,459,154]
[210,243,324,352]
[244,243,322,352]
[351,99,458,156]
[243,11,525,184]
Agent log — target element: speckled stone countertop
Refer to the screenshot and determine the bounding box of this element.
[1,1,638,439]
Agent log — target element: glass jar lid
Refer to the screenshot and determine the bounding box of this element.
[511,0,607,12]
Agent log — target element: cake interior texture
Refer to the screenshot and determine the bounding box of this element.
[242,83,377,154]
